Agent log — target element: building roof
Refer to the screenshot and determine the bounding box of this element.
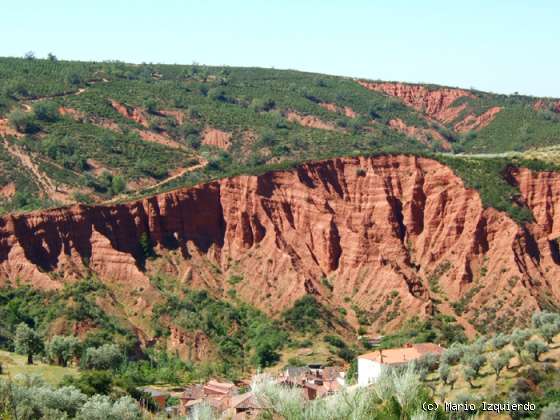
[358,343,445,365]
[204,380,237,395]
[229,392,262,410]
[181,384,205,400]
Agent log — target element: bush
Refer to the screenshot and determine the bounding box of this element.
[8,109,38,133]
[540,402,560,420]
[33,101,60,122]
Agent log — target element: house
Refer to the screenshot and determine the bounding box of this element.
[179,380,238,416]
[358,343,445,386]
[139,387,169,410]
[228,392,263,419]
[179,385,205,416]
[203,379,238,397]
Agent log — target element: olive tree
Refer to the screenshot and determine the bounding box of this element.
[525,340,548,362]
[490,351,511,378]
[511,329,532,357]
[539,323,560,345]
[461,352,487,377]
[47,335,81,367]
[83,344,123,371]
[14,323,43,365]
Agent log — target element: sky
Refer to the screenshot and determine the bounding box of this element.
[3,0,559,97]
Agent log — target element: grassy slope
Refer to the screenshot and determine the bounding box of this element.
[0,350,78,384]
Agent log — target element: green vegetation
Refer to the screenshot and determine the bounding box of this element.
[0,56,559,227]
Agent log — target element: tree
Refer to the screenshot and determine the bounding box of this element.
[490,352,510,378]
[111,175,126,195]
[491,333,510,350]
[255,342,280,368]
[462,352,487,377]
[525,340,548,362]
[48,335,81,367]
[47,52,58,62]
[442,343,464,365]
[24,51,35,60]
[511,329,532,357]
[438,363,451,385]
[14,323,43,364]
[539,323,560,345]
[83,344,123,370]
[463,366,476,388]
[78,394,141,420]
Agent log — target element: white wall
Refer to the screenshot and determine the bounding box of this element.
[357,357,382,387]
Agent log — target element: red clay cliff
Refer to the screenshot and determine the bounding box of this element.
[1,156,558,336]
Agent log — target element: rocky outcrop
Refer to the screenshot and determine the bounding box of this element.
[319,103,358,118]
[358,81,502,133]
[110,100,150,127]
[388,118,451,151]
[0,156,559,334]
[285,111,337,130]
[454,106,502,133]
[358,81,472,123]
[202,128,232,150]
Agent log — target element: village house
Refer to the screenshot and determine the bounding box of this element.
[358,343,445,386]
[138,386,169,411]
[279,364,346,400]
[179,379,238,416]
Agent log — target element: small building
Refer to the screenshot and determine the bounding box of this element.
[358,343,445,386]
[228,392,263,419]
[139,387,169,410]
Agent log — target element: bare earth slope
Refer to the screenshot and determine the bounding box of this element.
[1,155,559,337]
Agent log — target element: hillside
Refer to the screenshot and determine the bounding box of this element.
[1,57,560,217]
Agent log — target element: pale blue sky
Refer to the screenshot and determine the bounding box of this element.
[3,1,559,97]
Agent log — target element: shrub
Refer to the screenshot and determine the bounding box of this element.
[33,101,60,122]
[8,109,38,133]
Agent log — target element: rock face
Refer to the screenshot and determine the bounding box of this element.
[1,156,559,334]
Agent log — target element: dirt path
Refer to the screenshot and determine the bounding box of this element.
[2,140,70,203]
[149,158,208,190]
[101,158,208,205]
